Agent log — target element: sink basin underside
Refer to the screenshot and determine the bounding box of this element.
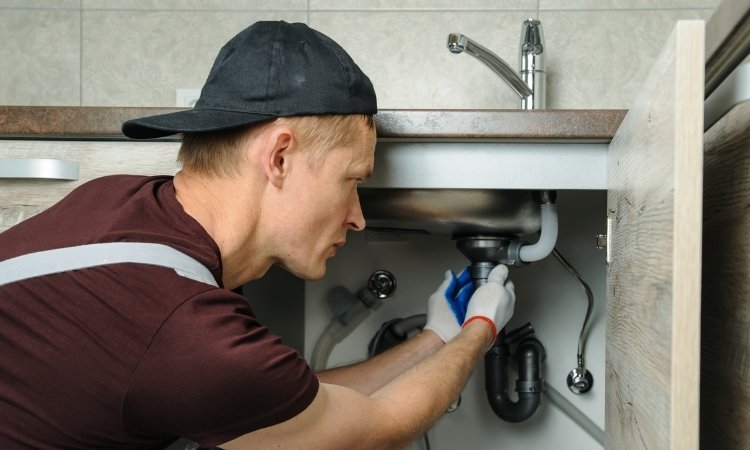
[359,188,542,237]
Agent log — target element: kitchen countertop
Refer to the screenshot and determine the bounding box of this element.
[0,107,626,141]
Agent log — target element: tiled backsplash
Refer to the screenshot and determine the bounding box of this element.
[1,0,718,108]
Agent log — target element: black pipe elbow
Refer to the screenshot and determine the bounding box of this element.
[485,336,545,423]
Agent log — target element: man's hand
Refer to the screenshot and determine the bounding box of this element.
[423,268,474,343]
[462,264,516,340]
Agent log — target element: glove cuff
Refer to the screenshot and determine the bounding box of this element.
[462,316,497,342]
[423,323,449,344]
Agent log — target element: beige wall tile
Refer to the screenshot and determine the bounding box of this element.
[310,11,537,109]
[81,11,306,106]
[0,9,80,106]
[542,9,713,108]
[310,0,536,10]
[3,3,722,109]
[82,0,306,10]
[540,0,720,10]
[0,1,78,7]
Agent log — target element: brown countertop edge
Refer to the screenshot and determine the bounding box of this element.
[0,107,626,141]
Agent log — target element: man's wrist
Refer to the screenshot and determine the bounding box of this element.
[420,327,450,346]
[461,316,496,347]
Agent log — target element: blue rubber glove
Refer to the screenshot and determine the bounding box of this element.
[424,267,475,343]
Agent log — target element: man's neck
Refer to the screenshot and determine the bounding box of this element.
[173,169,270,289]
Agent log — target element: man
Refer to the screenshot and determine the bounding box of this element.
[0,21,515,449]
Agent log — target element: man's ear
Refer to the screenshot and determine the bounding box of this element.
[259,127,294,188]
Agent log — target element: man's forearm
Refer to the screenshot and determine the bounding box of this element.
[223,321,495,450]
[316,329,444,395]
[368,320,494,445]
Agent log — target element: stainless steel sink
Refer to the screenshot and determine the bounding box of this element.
[358,188,542,237]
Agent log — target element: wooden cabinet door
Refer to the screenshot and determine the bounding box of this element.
[606,21,704,450]
[0,140,180,232]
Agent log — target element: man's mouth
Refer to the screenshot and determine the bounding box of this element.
[330,241,346,255]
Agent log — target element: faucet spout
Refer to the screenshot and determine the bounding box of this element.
[447,33,532,100]
[447,19,546,109]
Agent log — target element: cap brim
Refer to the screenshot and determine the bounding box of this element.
[121,108,278,139]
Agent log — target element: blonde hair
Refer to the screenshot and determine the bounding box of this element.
[178,114,375,176]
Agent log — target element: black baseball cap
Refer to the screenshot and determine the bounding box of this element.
[122,21,377,139]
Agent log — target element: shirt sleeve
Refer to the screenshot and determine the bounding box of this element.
[122,289,319,447]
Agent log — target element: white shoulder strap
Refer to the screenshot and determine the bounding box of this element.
[0,242,218,287]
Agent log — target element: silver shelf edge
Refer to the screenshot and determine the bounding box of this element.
[0,158,79,181]
[705,63,750,131]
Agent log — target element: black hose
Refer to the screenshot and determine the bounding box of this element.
[367,314,426,356]
[367,315,431,449]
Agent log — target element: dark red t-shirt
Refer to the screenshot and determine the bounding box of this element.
[0,175,318,449]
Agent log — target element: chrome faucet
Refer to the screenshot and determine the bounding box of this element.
[447,19,546,109]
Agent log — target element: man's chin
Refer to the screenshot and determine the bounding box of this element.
[309,263,330,280]
[299,266,325,280]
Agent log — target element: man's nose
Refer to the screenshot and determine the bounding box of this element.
[348,196,366,231]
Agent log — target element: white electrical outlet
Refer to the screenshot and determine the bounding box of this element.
[176,88,201,107]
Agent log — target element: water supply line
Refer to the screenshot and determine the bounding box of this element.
[552,248,596,395]
[311,270,397,372]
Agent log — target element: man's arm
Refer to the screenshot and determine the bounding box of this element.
[315,267,473,395]
[220,320,493,450]
[315,328,442,395]
[221,264,514,450]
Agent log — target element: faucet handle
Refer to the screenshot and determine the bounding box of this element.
[520,19,545,71]
[519,19,546,109]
